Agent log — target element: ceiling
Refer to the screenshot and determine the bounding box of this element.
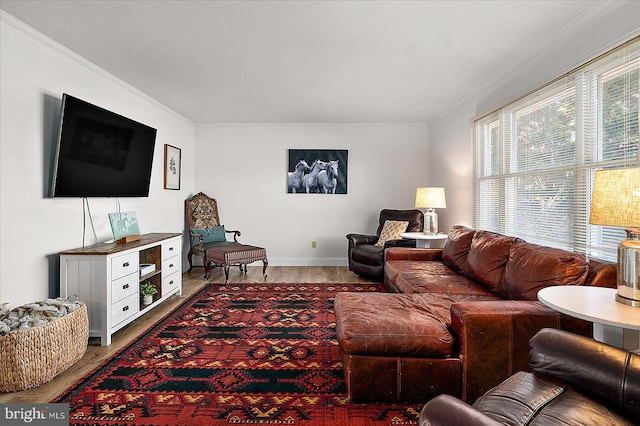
[1,0,601,124]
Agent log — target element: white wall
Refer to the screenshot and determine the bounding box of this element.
[429,1,640,233]
[0,14,196,309]
[194,123,429,265]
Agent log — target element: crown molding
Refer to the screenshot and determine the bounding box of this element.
[1,10,193,126]
[429,1,640,125]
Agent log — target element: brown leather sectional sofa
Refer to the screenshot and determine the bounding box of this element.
[334,225,617,403]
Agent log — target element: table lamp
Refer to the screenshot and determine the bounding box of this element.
[589,167,640,307]
[415,187,447,235]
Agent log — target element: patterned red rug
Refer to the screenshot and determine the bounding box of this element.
[54,283,421,425]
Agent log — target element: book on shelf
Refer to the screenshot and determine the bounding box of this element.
[139,264,155,276]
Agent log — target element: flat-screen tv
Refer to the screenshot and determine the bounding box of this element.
[51,94,157,197]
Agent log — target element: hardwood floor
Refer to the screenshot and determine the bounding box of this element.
[0,266,370,403]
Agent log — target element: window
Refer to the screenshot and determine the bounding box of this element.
[474,37,639,261]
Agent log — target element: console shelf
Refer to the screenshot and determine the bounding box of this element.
[59,233,182,346]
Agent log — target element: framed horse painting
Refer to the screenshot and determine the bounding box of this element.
[287,149,348,194]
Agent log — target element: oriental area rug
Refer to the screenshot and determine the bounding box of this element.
[54,282,421,425]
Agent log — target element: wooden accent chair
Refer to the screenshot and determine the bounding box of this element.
[185,192,241,274]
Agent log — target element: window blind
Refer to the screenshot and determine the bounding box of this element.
[474,37,639,261]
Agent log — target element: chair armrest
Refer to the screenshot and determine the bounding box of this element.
[189,230,204,250]
[225,229,241,242]
[450,300,592,402]
[383,238,416,249]
[530,328,640,417]
[385,247,443,262]
[419,394,502,426]
[346,233,378,246]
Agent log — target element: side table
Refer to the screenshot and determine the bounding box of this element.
[399,232,448,248]
[538,286,640,350]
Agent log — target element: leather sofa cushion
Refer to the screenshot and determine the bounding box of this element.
[464,231,521,292]
[442,225,475,272]
[498,242,588,300]
[384,260,413,284]
[385,260,457,289]
[394,271,495,296]
[386,260,459,283]
[335,292,455,358]
[335,292,500,358]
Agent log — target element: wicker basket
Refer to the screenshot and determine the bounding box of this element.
[0,303,89,392]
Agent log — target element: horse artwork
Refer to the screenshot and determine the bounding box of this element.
[287,149,348,194]
[301,160,328,193]
[317,160,339,194]
[287,160,311,193]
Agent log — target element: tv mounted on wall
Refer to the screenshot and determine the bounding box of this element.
[51,94,157,197]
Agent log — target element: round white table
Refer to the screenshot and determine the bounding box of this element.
[399,232,448,248]
[538,286,640,350]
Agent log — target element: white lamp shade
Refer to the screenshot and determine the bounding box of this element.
[415,187,447,209]
[589,168,640,227]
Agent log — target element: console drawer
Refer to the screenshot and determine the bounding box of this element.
[111,293,139,326]
[162,271,180,295]
[162,255,179,277]
[162,239,180,260]
[111,253,139,281]
[111,273,137,303]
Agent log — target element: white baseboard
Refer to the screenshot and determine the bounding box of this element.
[183,256,349,270]
[266,258,349,267]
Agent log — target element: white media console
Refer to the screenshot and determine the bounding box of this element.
[59,233,182,346]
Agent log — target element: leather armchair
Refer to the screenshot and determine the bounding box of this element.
[346,209,423,281]
[419,328,640,425]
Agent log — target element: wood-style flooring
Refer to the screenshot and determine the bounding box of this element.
[0,266,370,403]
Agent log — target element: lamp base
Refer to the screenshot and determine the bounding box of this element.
[423,209,438,235]
[615,228,640,308]
[615,293,640,308]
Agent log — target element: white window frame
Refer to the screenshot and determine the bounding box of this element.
[474,37,639,261]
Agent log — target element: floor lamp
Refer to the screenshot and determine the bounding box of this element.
[415,187,447,235]
[589,167,640,307]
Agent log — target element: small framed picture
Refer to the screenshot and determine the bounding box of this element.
[108,211,141,242]
[164,144,181,190]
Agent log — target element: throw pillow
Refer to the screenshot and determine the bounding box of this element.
[375,220,409,247]
[190,225,226,245]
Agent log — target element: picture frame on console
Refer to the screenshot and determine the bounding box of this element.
[108,211,141,242]
[164,144,181,190]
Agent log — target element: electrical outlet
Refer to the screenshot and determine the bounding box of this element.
[311,241,317,248]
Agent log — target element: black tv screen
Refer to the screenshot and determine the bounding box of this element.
[51,94,156,197]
